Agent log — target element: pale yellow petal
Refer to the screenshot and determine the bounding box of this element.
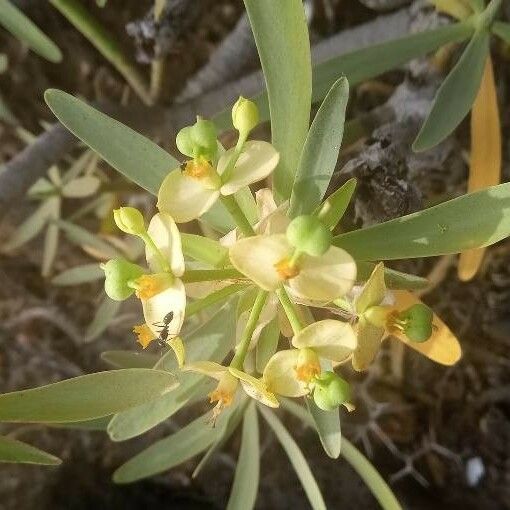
[292,319,357,363]
[352,316,385,371]
[263,349,308,397]
[254,188,289,235]
[390,290,461,366]
[229,234,292,291]
[157,168,219,223]
[181,360,227,380]
[142,279,186,338]
[219,141,279,195]
[229,367,279,407]
[355,262,386,313]
[146,212,185,276]
[288,246,357,302]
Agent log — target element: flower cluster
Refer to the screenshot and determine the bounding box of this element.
[102,97,461,422]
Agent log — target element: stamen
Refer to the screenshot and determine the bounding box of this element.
[133,323,156,349]
[274,258,300,280]
[134,274,171,300]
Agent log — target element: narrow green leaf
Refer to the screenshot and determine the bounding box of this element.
[413,29,490,152]
[0,0,62,62]
[289,78,349,217]
[50,416,111,430]
[0,436,61,465]
[85,294,121,342]
[101,350,158,369]
[334,183,510,261]
[226,403,259,510]
[0,91,17,124]
[107,301,237,441]
[256,317,280,374]
[315,178,357,230]
[0,369,178,423]
[42,209,60,277]
[258,406,326,510]
[113,409,232,484]
[52,263,104,286]
[181,233,228,267]
[492,20,510,43]
[244,0,311,201]
[356,262,429,290]
[45,90,177,193]
[0,53,7,73]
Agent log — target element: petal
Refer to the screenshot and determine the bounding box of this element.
[229,234,292,291]
[352,316,385,371]
[219,141,279,195]
[355,262,386,314]
[254,188,290,235]
[292,320,357,363]
[146,212,185,276]
[263,349,308,397]
[185,280,230,299]
[157,168,219,223]
[181,360,227,381]
[142,279,186,338]
[229,367,279,408]
[288,246,357,302]
[390,291,462,366]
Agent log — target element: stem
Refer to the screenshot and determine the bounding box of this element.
[231,289,268,369]
[181,268,245,283]
[220,133,247,184]
[220,194,255,237]
[150,0,167,102]
[186,283,247,317]
[49,0,152,105]
[276,287,304,335]
[478,0,502,29]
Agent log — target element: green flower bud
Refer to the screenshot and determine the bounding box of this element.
[190,117,217,160]
[313,371,351,411]
[175,126,195,158]
[101,258,145,301]
[232,96,259,136]
[286,215,332,257]
[398,303,433,343]
[113,207,146,236]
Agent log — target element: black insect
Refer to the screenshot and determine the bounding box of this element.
[153,311,175,347]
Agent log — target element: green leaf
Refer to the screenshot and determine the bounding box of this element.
[226,403,259,510]
[289,78,349,217]
[306,361,341,459]
[256,317,280,373]
[107,301,237,441]
[0,53,7,73]
[492,20,510,44]
[315,177,357,230]
[0,369,178,423]
[42,204,61,277]
[244,0,311,201]
[45,90,178,193]
[85,293,121,342]
[113,408,232,484]
[50,416,111,430]
[0,0,62,62]
[0,436,61,465]
[334,183,510,261]
[0,91,16,124]
[181,233,228,267]
[101,350,158,369]
[356,262,428,290]
[413,29,490,152]
[52,263,104,286]
[258,406,327,510]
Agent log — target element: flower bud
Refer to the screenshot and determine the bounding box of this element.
[113,207,146,236]
[190,117,217,160]
[175,126,194,158]
[313,371,351,411]
[232,96,259,136]
[398,303,433,343]
[286,215,332,257]
[102,258,145,301]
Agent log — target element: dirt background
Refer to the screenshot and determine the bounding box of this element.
[1,1,510,509]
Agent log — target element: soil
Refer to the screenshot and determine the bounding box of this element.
[1,1,510,509]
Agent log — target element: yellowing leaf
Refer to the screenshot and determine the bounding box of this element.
[458,56,501,281]
[390,291,461,366]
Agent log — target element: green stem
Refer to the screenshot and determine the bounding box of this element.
[49,0,152,105]
[220,194,255,237]
[220,133,247,184]
[231,290,268,369]
[181,268,245,283]
[478,0,502,29]
[150,0,167,101]
[186,283,247,317]
[276,287,304,334]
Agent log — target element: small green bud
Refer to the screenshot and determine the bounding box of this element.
[190,117,217,160]
[113,207,146,236]
[175,126,195,158]
[232,96,259,136]
[313,371,351,411]
[102,258,145,301]
[286,215,332,257]
[398,303,434,343]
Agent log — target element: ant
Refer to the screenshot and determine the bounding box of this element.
[153,311,175,348]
